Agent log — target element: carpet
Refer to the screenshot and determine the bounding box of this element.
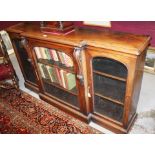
[0,88,100,134]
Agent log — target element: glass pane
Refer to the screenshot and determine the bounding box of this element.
[34,47,74,72]
[92,57,127,122]
[94,73,126,103]
[94,95,123,122]
[43,79,79,108]
[93,57,127,78]
[34,46,79,108]
[14,39,37,84]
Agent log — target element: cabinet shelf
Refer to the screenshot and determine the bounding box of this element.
[93,73,126,103]
[42,78,77,96]
[38,59,75,74]
[95,92,124,106]
[93,70,126,82]
[94,95,124,122]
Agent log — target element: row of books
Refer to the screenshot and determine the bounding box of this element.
[34,47,73,67]
[38,63,76,91]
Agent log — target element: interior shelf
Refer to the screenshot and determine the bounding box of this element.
[93,73,126,103]
[94,95,124,122]
[38,59,75,74]
[94,92,124,106]
[93,70,126,82]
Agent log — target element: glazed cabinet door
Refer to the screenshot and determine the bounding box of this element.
[9,35,39,91]
[85,47,137,130]
[28,39,87,115]
[92,57,127,122]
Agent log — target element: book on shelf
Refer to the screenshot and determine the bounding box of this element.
[58,52,73,67]
[53,69,76,90]
[55,68,63,86]
[45,48,51,60]
[39,62,76,91]
[63,53,73,67]
[58,52,65,65]
[38,63,45,78]
[35,47,73,69]
[39,47,47,59]
[41,64,51,80]
[50,49,59,61]
[34,47,42,59]
[65,72,76,90]
[60,69,66,88]
[47,66,59,84]
[46,66,53,82]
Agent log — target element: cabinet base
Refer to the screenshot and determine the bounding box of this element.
[39,93,90,123]
[91,113,137,134]
[25,82,39,93]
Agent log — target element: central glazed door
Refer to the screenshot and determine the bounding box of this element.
[28,39,88,117]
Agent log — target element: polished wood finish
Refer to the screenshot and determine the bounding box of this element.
[7,23,150,55]
[6,23,150,133]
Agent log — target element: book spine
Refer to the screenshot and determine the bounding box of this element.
[39,47,44,59]
[52,67,59,84]
[62,52,67,66]
[55,68,63,86]
[46,66,53,82]
[66,73,76,90]
[58,52,64,64]
[63,71,69,89]
[52,49,59,61]
[38,63,45,78]
[40,47,48,59]
[41,64,51,80]
[34,47,42,59]
[64,53,73,67]
[60,70,66,88]
[45,48,51,60]
[49,49,54,60]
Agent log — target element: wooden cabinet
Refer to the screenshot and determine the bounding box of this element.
[6,23,150,133]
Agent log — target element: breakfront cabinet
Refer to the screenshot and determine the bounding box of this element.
[7,23,150,133]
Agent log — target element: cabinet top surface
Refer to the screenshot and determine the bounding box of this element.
[7,23,151,55]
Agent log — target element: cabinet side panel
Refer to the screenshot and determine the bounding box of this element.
[8,33,39,92]
[13,39,38,84]
[129,50,147,122]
